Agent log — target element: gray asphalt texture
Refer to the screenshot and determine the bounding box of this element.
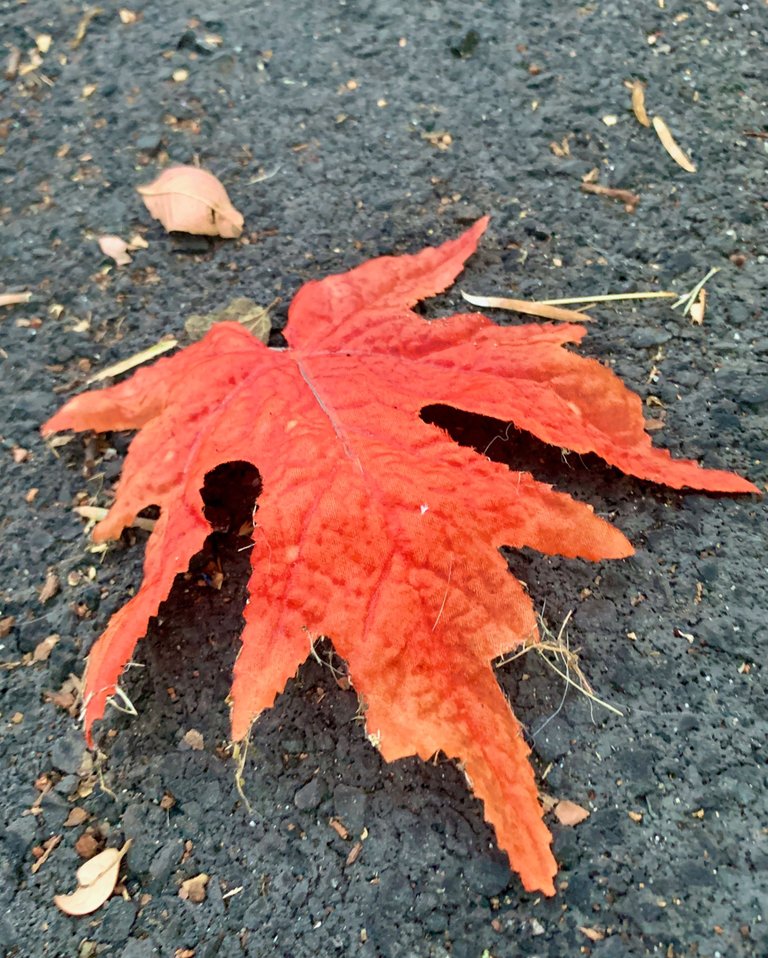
[1,2,767,957]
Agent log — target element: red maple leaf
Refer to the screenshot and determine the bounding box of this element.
[42,218,757,894]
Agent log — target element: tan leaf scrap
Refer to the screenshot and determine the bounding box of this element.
[137,165,244,238]
[179,873,209,903]
[690,288,707,325]
[98,235,132,267]
[184,297,275,343]
[553,799,590,826]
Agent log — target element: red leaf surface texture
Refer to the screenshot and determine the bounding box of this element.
[43,219,757,894]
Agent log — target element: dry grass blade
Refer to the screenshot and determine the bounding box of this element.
[71,7,103,49]
[671,267,719,316]
[539,291,676,306]
[630,80,650,127]
[461,291,594,323]
[87,338,177,384]
[74,506,156,532]
[0,291,32,307]
[652,115,696,173]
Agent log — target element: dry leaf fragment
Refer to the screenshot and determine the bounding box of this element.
[182,728,204,750]
[652,116,696,173]
[97,235,132,267]
[36,34,52,54]
[630,80,651,127]
[0,291,32,307]
[579,926,606,942]
[119,9,138,24]
[461,291,594,323]
[627,810,643,823]
[75,832,101,859]
[54,841,131,916]
[329,817,350,840]
[64,807,89,828]
[553,800,590,826]
[32,634,60,663]
[39,571,60,604]
[346,841,363,866]
[0,616,15,639]
[690,288,706,325]
[184,297,274,343]
[137,165,244,238]
[420,131,452,151]
[179,873,209,903]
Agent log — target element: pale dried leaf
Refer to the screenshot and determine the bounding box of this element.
[0,291,32,307]
[554,799,590,826]
[461,291,593,323]
[579,926,605,942]
[182,729,204,750]
[137,166,244,238]
[179,873,209,903]
[98,235,132,267]
[652,116,696,173]
[184,297,273,343]
[54,841,131,916]
[630,80,650,127]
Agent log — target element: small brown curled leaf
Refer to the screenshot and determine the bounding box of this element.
[137,166,244,238]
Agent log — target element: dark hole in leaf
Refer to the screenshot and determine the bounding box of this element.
[201,460,262,533]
